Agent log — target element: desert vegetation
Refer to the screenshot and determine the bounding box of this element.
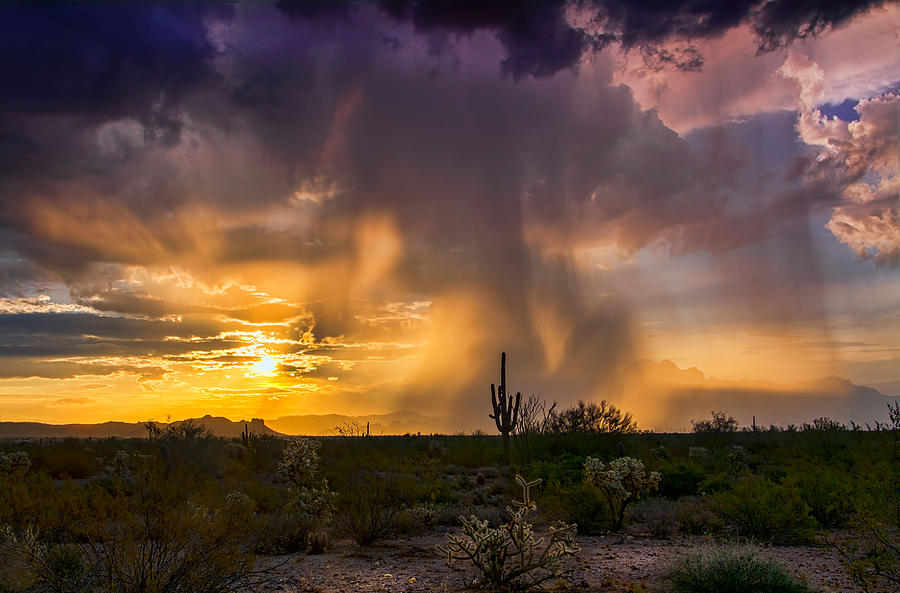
[0,399,898,592]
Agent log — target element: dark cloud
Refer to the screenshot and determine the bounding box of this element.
[0,357,168,381]
[0,2,894,417]
[274,0,895,78]
[0,312,214,338]
[752,0,890,51]
[0,4,229,121]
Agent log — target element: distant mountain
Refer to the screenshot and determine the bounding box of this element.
[3,363,895,437]
[618,359,900,431]
[0,412,448,439]
[267,410,448,436]
[0,415,281,440]
[869,380,900,396]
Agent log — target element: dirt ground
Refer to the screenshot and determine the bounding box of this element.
[254,531,860,592]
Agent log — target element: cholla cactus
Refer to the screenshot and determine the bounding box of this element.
[222,490,255,526]
[584,456,661,531]
[225,491,254,512]
[278,437,321,488]
[728,446,746,474]
[288,483,336,523]
[0,451,31,474]
[439,475,579,590]
[106,450,131,479]
[278,437,334,523]
[428,439,449,459]
[688,446,709,462]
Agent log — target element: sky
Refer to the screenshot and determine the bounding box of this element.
[0,0,898,429]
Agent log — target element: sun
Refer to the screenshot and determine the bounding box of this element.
[251,355,279,375]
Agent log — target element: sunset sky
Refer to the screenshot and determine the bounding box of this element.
[0,1,898,429]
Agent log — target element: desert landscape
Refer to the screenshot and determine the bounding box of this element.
[1,0,899,591]
[2,392,899,592]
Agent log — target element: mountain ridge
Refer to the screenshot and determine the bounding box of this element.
[2,364,896,437]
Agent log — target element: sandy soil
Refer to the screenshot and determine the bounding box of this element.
[254,531,860,592]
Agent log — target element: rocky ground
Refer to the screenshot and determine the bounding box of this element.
[254,531,860,592]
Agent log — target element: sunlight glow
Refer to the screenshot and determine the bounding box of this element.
[251,355,279,376]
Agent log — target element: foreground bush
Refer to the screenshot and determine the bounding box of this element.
[440,475,579,591]
[333,472,400,546]
[0,455,258,593]
[630,497,679,538]
[784,466,855,528]
[834,445,899,592]
[541,481,611,535]
[713,477,816,544]
[669,547,819,593]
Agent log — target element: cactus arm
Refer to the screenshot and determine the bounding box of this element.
[491,383,505,431]
[512,392,521,429]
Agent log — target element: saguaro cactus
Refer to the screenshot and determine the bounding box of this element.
[490,352,521,456]
[241,423,255,450]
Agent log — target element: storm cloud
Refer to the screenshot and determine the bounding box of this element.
[0,1,897,425]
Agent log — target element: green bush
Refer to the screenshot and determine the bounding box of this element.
[698,473,732,494]
[540,481,611,535]
[784,466,855,528]
[669,546,819,593]
[252,510,316,554]
[675,497,725,535]
[713,477,816,544]
[833,444,899,592]
[0,458,257,593]
[658,464,705,499]
[33,447,98,480]
[629,498,679,538]
[333,472,400,546]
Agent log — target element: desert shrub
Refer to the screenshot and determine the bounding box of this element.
[698,473,731,494]
[394,503,439,535]
[712,477,816,544]
[584,456,661,531]
[34,448,97,480]
[630,498,679,538]
[837,520,900,593]
[688,446,709,463]
[803,417,845,432]
[0,458,257,593]
[658,464,705,499]
[252,510,315,554]
[545,400,637,435]
[833,446,899,592]
[541,481,611,535]
[439,476,579,591]
[333,472,400,546]
[0,472,94,544]
[523,453,586,486]
[691,411,739,434]
[668,546,819,593]
[675,497,725,535]
[784,466,855,528]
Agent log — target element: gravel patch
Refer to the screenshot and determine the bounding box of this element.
[254,532,860,592]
